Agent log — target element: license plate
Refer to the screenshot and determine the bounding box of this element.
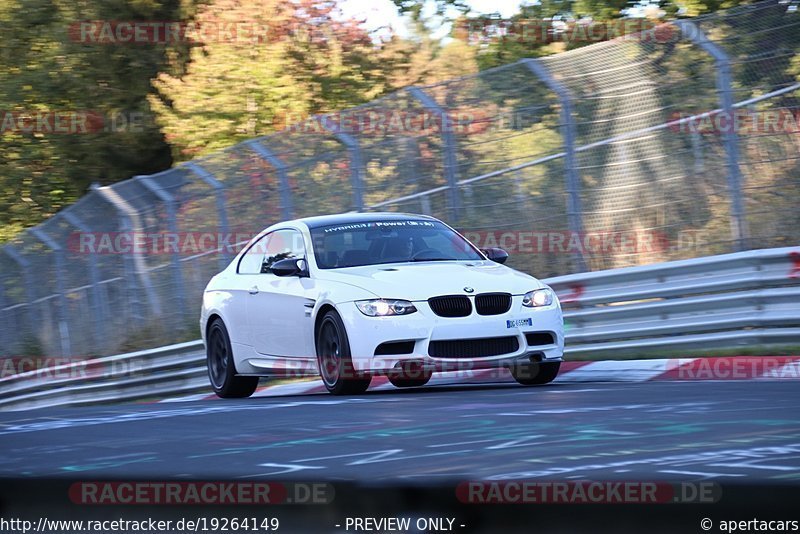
[506,318,532,328]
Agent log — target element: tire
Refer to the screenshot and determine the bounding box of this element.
[510,361,561,385]
[207,318,259,398]
[316,310,371,395]
[388,367,432,388]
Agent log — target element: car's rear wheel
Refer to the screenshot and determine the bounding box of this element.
[316,310,371,395]
[207,318,259,398]
[510,361,561,385]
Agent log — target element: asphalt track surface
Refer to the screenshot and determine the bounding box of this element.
[1,380,799,481]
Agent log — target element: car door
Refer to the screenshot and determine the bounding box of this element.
[228,232,272,346]
[247,229,316,358]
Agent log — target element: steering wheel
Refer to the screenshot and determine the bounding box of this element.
[411,248,449,261]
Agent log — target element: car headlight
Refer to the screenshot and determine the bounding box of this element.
[355,299,418,317]
[522,288,554,307]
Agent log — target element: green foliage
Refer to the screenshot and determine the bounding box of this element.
[0,0,185,237]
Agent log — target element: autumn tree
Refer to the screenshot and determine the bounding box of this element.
[150,0,394,159]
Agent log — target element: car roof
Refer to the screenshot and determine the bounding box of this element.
[296,212,437,229]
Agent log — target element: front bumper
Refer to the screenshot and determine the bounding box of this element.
[339,295,564,374]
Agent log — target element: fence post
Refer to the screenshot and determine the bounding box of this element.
[186,162,233,270]
[2,245,37,346]
[674,20,749,251]
[523,58,588,273]
[407,87,461,221]
[61,210,108,350]
[137,176,186,313]
[0,273,8,353]
[320,118,365,212]
[29,227,71,357]
[245,140,294,220]
[92,184,161,319]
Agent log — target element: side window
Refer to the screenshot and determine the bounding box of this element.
[238,234,271,274]
[261,229,306,273]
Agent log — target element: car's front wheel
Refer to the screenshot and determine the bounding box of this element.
[316,310,372,395]
[388,365,432,388]
[207,318,259,398]
[510,361,561,385]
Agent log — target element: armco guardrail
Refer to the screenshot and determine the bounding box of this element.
[0,341,206,411]
[1,247,798,411]
[550,246,800,355]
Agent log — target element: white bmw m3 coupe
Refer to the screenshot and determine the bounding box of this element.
[200,213,564,396]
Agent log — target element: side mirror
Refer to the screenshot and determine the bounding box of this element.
[271,258,309,277]
[482,247,509,264]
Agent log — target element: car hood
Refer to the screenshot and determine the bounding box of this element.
[314,260,544,301]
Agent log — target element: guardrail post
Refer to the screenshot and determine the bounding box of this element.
[674,20,749,252]
[320,118,365,212]
[136,176,186,313]
[245,140,294,219]
[30,227,71,357]
[407,87,461,221]
[185,163,233,270]
[523,58,588,273]
[2,245,37,346]
[92,183,161,320]
[61,210,108,350]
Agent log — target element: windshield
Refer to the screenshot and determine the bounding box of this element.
[310,219,484,269]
